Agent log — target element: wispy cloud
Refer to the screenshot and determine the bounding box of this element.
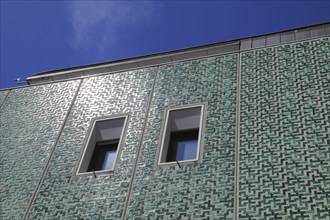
[67,1,159,54]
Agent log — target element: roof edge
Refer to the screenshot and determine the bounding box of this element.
[26,22,330,85]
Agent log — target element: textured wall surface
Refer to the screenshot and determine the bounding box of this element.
[239,38,330,219]
[1,37,329,220]
[27,68,156,219]
[126,55,238,219]
[0,81,80,219]
[0,90,9,107]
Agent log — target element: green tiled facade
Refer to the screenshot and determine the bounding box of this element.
[0,81,80,219]
[0,37,329,219]
[239,38,330,219]
[126,55,238,219]
[27,69,157,219]
[0,90,9,106]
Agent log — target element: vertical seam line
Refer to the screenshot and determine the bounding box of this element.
[234,52,241,220]
[121,67,158,220]
[23,79,83,219]
[0,89,12,110]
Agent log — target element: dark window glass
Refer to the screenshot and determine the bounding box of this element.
[166,129,199,162]
[87,139,119,172]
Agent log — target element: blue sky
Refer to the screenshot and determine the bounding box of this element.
[1,1,329,89]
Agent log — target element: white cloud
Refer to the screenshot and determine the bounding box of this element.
[67,1,159,53]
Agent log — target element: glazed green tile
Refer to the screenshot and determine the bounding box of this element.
[1,36,328,220]
[26,68,156,219]
[0,90,9,107]
[0,81,80,219]
[126,55,238,219]
[239,38,330,219]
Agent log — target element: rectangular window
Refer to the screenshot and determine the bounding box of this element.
[158,104,204,165]
[167,129,199,161]
[76,116,128,175]
[87,139,119,171]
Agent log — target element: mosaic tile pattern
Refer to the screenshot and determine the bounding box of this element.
[239,38,330,219]
[2,38,329,219]
[0,90,9,107]
[0,81,80,219]
[126,55,238,219]
[27,68,156,219]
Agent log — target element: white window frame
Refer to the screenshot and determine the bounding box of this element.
[76,114,129,176]
[158,104,205,166]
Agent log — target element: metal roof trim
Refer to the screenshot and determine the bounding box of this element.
[24,22,329,85]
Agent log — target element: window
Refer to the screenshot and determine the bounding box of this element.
[87,139,119,172]
[158,104,204,165]
[76,116,128,175]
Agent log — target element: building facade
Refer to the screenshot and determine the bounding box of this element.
[0,23,329,219]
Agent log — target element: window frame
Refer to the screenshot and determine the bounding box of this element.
[76,114,129,176]
[87,139,120,172]
[166,128,199,162]
[157,104,205,166]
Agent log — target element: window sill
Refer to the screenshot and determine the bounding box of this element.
[157,158,199,167]
[76,169,115,177]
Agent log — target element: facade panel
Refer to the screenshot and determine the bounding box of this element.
[126,54,238,219]
[0,81,80,219]
[239,38,330,219]
[0,90,9,107]
[27,68,156,219]
[0,24,329,220]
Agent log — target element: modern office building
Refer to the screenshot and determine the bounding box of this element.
[0,23,329,219]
